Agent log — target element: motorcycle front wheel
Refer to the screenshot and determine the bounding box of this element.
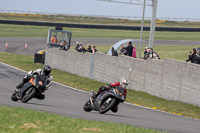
[99,98,116,114]
[83,100,92,112]
[11,91,18,101]
[22,87,37,103]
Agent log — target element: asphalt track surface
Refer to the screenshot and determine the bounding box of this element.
[0,37,200,55]
[0,37,200,133]
[0,62,200,133]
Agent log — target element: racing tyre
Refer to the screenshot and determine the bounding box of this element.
[99,98,116,114]
[83,100,92,112]
[11,91,18,101]
[22,87,37,103]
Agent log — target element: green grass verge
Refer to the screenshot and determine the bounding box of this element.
[0,52,200,120]
[1,24,200,41]
[0,106,163,133]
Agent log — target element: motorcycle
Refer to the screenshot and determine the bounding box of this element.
[83,86,125,114]
[11,74,52,103]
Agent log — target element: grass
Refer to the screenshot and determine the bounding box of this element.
[1,24,200,41]
[0,106,163,133]
[0,52,200,120]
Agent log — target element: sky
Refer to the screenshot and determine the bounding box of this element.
[1,0,200,19]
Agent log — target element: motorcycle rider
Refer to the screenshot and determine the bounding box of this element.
[16,65,53,100]
[94,77,129,112]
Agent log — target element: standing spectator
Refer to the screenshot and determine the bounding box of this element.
[92,46,98,53]
[193,50,200,64]
[51,35,58,44]
[75,42,80,52]
[86,44,92,53]
[119,44,127,55]
[186,48,196,63]
[132,45,136,58]
[111,47,118,57]
[125,41,133,57]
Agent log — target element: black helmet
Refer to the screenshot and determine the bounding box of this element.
[43,65,51,76]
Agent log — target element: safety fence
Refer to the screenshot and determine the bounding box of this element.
[45,48,200,107]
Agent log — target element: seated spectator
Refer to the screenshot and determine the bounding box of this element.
[92,46,98,53]
[75,42,80,52]
[111,47,118,57]
[119,44,127,55]
[86,44,92,53]
[79,45,86,54]
[193,49,200,64]
[59,40,68,51]
[186,48,196,63]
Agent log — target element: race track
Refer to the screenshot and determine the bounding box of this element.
[0,62,200,133]
[0,37,200,133]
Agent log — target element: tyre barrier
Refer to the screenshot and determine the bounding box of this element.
[1,19,200,32]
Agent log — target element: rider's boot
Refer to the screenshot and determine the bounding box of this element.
[36,94,45,100]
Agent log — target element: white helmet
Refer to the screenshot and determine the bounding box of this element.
[120,77,129,88]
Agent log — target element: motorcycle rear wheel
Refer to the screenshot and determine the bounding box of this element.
[99,98,116,114]
[83,100,92,112]
[22,87,37,103]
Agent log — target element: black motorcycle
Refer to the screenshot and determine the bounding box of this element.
[83,86,125,114]
[11,75,52,103]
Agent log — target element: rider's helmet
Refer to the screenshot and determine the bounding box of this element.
[120,77,129,88]
[43,65,51,76]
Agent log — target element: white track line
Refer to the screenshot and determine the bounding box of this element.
[1,62,199,121]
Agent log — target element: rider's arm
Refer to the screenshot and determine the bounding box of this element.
[123,89,127,98]
[110,82,120,87]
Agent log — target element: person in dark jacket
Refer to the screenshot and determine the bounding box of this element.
[186,48,197,63]
[193,50,200,64]
[125,41,133,57]
[86,44,92,53]
[119,44,127,55]
[111,47,118,57]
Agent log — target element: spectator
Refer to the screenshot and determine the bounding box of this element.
[144,47,148,57]
[193,50,200,64]
[59,40,68,51]
[111,47,118,57]
[132,45,136,58]
[119,44,127,55]
[75,42,80,52]
[92,46,98,53]
[125,41,133,57]
[186,48,196,63]
[51,35,58,44]
[79,45,86,54]
[86,44,92,53]
[143,48,160,60]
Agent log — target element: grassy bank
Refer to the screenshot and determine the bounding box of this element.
[0,52,200,119]
[1,24,200,41]
[0,106,163,133]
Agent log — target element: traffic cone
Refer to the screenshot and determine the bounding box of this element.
[25,42,28,48]
[5,42,8,47]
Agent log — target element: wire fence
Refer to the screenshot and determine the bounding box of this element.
[0,9,200,27]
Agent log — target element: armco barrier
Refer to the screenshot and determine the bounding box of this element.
[1,19,200,32]
[45,48,200,107]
